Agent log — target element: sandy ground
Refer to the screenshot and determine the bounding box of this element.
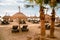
[0,21,60,40]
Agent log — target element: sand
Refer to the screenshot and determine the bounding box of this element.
[0,21,60,40]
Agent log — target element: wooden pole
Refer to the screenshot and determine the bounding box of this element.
[18,6,20,12]
[50,8,55,38]
[18,19,21,31]
[40,6,45,40]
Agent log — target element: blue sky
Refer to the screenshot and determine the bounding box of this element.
[0,0,60,17]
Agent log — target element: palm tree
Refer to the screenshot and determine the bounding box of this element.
[49,0,57,38]
[25,0,49,40]
[57,0,60,3]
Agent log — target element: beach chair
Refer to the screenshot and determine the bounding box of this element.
[32,20,39,24]
[1,20,9,25]
[56,24,60,27]
[21,25,29,32]
[45,24,50,30]
[12,25,19,33]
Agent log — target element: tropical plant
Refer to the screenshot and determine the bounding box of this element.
[49,0,57,38]
[25,0,49,40]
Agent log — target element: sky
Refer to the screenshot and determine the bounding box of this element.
[0,0,60,17]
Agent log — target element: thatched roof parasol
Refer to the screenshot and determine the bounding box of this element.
[3,16,10,20]
[11,12,27,20]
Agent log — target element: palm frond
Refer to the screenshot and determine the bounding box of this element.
[44,0,49,4]
[24,4,34,8]
[49,0,57,8]
[34,0,42,5]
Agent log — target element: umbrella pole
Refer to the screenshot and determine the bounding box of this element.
[18,19,21,31]
[19,23,21,31]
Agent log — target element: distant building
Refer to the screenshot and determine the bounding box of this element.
[28,14,51,22]
[28,15,39,21]
[55,17,60,23]
[45,14,60,23]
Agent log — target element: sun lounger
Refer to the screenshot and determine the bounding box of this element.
[21,25,29,32]
[1,20,9,25]
[55,24,60,27]
[12,25,19,33]
[45,24,50,30]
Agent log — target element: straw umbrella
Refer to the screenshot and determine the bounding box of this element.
[12,12,27,30]
[12,6,27,30]
[3,16,10,21]
[12,12,27,20]
[25,0,49,40]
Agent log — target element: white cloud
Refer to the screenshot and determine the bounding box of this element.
[0,3,16,5]
[0,0,24,6]
[0,1,17,5]
[0,0,25,8]
[0,0,60,17]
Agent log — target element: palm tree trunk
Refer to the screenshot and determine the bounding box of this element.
[50,8,55,38]
[40,6,45,40]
